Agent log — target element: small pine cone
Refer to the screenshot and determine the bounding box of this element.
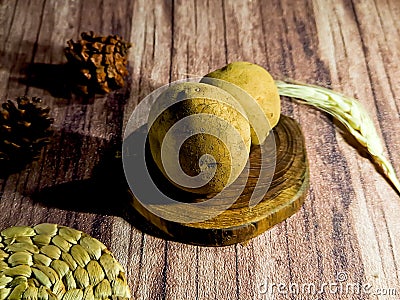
[64,31,132,95]
[0,96,54,171]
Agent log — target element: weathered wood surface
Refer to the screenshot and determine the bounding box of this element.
[1,0,400,299]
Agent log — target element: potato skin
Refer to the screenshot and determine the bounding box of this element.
[203,61,281,144]
[148,82,251,194]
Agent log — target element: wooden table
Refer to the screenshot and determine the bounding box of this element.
[1,1,400,299]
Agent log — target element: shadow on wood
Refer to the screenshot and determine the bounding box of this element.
[0,161,34,178]
[32,144,173,241]
[19,63,79,99]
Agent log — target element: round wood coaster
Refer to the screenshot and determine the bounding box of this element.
[128,115,309,246]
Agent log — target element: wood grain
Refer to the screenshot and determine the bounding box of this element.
[0,0,400,299]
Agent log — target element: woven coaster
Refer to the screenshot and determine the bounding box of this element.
[0,223,131,299]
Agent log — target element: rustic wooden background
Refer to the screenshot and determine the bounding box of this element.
[1,0,400,299]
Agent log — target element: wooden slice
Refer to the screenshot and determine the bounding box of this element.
[127,115,309,246]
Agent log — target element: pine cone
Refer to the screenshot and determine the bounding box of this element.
[0,96,53,171]
[64,31,132,95]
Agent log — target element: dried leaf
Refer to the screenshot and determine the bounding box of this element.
[0,275,12,288]
[0,287,11,300]
[112,277,131,298]
[34,265,59,285]
[31,267,52,288]
[94,279,112,298]
[8,251,33,266]
[82,285,94,300]
[79,236,105,260]
[0,249,9,260]
[40,245,61,260]
[8,281,28,299]
[52,278,66,298]
[1,227,35,239]
[32,235,52,247]
[9,275,27,288]
[33,253,53,266]
[63,288,83,300]
[70,245,90,268]
[37,286,49,300]
[50,260,70,278]
[99,253,121,281]
[74,266,89,289]
[58,227,81,244]
[6,243,39,254]
[22,285,39,300]
[63,271,77,290]
[61,252,77,271]
[86,260,105,286]
[33,224,58,237]
[3,265,32,277]
[51,235,71,252]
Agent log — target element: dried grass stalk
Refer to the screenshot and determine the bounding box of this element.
[276,80,400,194]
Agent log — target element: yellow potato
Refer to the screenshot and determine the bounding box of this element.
[202,61,281,145]
[148,82,251,194]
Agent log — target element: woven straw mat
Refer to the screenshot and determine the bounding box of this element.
[0,223,131,299]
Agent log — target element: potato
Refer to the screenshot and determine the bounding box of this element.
[148,82,251,194]
[202,61,281,145]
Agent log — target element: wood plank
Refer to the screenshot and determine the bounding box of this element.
[313,0,400,294]
[1,0,400,299]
